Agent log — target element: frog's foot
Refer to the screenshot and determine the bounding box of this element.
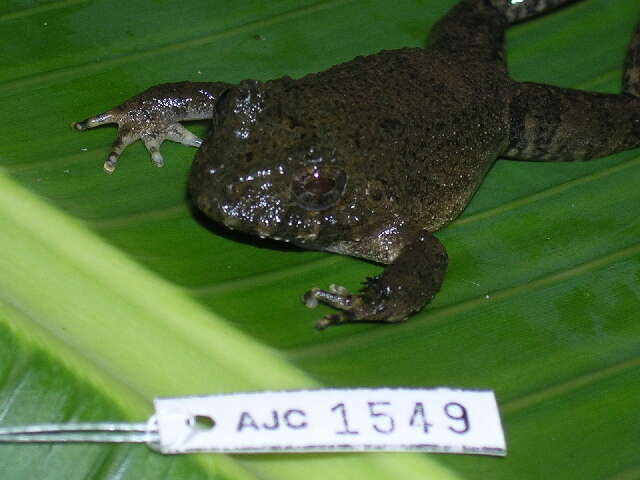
[303,283,404,330]
[73,110,202,174]
[303,230,448,329]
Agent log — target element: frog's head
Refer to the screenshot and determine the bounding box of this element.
[188,79,394,246]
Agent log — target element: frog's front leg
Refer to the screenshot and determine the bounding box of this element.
[74,81,231,173]
[304,230,448,329]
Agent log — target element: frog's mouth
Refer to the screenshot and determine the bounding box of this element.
[190,179,342,245]
[188,116,357,244]
[189,160,360,246]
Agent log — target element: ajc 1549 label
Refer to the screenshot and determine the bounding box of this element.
[235,400,470,435]
[154,388,506,455]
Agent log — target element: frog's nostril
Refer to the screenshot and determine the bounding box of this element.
[226,182,247,199]
[227,183,242,198]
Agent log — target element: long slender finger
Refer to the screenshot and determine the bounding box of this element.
[165,123,203,147]
[73,110,119,131]
[104,127,137,173]
[303,287,353,310]
[315,313,351,330]
[143,136,164,168]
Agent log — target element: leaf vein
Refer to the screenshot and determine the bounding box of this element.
[0,0,355,95]
[287,242,640,358]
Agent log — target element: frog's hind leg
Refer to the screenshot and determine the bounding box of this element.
[623,21,640,97]
[489,0,580,24]
[428,0,579,69]
[304,230,448,329]
[504,19,640,162]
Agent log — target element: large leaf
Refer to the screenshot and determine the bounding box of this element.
[1,0,639,478]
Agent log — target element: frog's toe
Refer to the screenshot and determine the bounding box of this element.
[303,286,373,329]
[303,283,410,328]
[314,312,354,330]
[303,286,353,311]
[138,123,201,169]
[104,152,119,174]
[142,136,165,168]
[165,123,203,147]
[102,126,139,174]
[73,111,118,131]
[75,109,201,172]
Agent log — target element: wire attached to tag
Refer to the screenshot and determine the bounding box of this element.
[0,417,160,448]
[0,388,507,456]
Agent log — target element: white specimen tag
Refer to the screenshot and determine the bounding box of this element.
[153,388,506,455]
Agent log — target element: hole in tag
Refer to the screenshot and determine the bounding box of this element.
[188,415,216,431]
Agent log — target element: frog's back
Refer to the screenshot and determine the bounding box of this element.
[272,47,512,230]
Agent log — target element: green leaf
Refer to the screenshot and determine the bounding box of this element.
[1,0,639,479]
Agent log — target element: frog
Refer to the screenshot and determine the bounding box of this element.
[74,0,640,329]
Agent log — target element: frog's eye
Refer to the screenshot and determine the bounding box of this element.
[292,166,347,210]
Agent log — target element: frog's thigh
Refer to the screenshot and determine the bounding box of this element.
[489,0,578,24]
[428,0,576,65]
[623,21,640,97]
[369,229,448,319]
[504,82,640,162]
[427,0,507,66]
